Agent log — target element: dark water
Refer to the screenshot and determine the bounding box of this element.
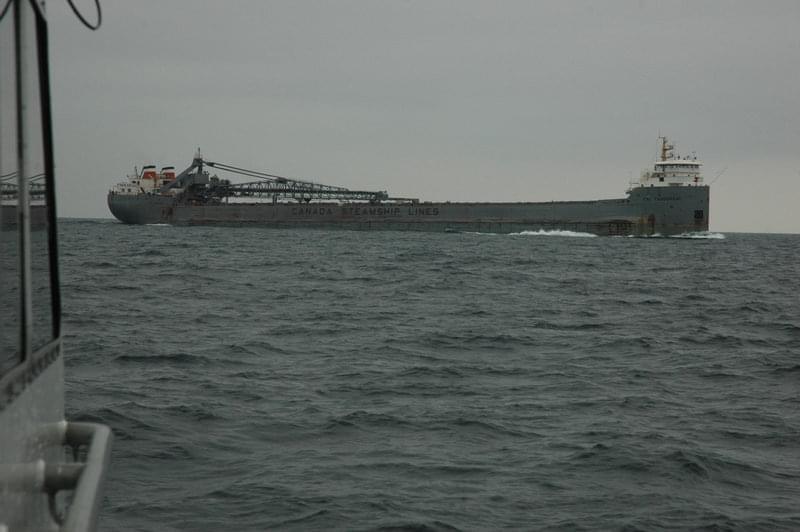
[60,220,800,531]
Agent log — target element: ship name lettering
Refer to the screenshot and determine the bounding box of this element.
[407,207,440,216]
[344,207,402,216]
[290,206,334,216]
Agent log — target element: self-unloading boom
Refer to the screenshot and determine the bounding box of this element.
[159,150,390,203]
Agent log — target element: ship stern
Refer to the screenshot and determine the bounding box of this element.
[628,185,709,235]
[107,192,173,224]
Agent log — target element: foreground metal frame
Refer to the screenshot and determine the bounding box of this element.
[1,1,112,530]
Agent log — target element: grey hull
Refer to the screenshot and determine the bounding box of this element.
[0,204,48,230]
[107,185,709,236]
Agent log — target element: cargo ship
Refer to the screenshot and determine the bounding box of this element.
[107,138,709,236]
[1,173,47,229]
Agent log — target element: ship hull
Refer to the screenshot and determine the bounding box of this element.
[107,185,709,236]
[1,204,48,230]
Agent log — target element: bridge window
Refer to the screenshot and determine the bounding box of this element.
[1,199,20,374]
[1,8,59,378]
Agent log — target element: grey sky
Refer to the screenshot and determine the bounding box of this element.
[37,1,800,231]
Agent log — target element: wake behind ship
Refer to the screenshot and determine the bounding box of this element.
[107,138,709,236]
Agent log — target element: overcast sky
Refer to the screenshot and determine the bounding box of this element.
[15,1,800,231]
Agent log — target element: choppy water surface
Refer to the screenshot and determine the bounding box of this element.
[60,221,800,531]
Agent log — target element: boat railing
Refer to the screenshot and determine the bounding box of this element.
[0,420,113,531]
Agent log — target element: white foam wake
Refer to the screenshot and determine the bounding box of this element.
[510,229,597,238]
[629,231,725,239]
[669,231,726,239]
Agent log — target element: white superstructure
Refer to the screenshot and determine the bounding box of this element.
[637,137,704,188]
[110,164,177,195]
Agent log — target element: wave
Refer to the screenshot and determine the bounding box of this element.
[476,229,723,239]
[270,510,334,529]
[81,260,118,269]
[59,220,799,531]
[114,352,211,365]
[398,365,463,378]
[770,364,800,375]
[629,231,725,239]
[627,233,663,238]
[464,229,597,237]
[60,218,115,225]
[511,229,597,238]
[369,520,463,532]
[670,231,726,239]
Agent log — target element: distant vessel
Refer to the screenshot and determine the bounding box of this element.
[1,174,47,228]
[1,1,111,530]
[108,141,708,237]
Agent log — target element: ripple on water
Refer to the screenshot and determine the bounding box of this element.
[58,224,800,530]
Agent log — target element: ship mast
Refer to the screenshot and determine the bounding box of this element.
[659,136,674,161]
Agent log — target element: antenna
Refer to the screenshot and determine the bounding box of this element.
[659,136,670,161]
[710,166,728,185]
